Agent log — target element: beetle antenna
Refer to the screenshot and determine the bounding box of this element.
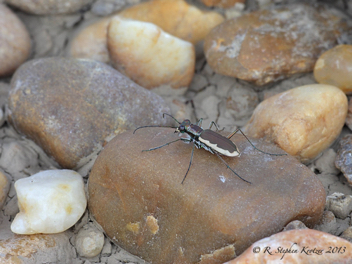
[163,113,181,124]
[133,125,178,134]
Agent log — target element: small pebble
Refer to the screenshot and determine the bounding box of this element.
[283,220,307,231]
[340,226,352,243]
[108,17,195,91]
[0,4,31,77]
[244,84,348,163]
[335,135,352,185]
[314,211,338,235]
[204,4,351,86]
[314,45,352,94]
[11,170,87,234]
[346,98,352,130]
[75,223,105,258]
[4,0,93,15]
[325,192,352,220]
[225,229,352,263]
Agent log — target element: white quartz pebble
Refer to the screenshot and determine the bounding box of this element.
[11,170,87,234]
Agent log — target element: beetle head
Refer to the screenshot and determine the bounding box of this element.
[175,119,191,133]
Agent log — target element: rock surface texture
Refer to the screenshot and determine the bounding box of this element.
[244,84,347,163]
[7,57,171,168]
[0,4,31,77]
[88,129,325,264]
[204,4,350,85]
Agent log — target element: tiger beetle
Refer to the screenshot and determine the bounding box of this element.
[133,113,286,185]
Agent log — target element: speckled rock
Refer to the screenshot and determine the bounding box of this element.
[108,17,195,91]
[4,0,93,15]
[244,84,348,163]
[199,0,244,8]
[314,45,352,94]
[341,226,352,243]
[0,233,76,263]
[119,0,224,45]
[88,129,325,263]
[7,57,171,168]
[335,135,352,185]
[225,229,352,263]
[204,4,350,86]
[0,4,31,77]
[314,211,338,235]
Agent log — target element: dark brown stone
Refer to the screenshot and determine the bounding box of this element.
[7,57,171,169]
[88,128,325,264]
[204,4,351,86]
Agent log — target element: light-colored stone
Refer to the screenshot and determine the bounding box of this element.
[314,45,352,94]
[119,0,224,44]
[0,4,31,77]
[225,229,352,263]
[75,223,105,258]
[107,17,195,90]
[244,84,348,163]
[340,226,352,243]
[11,170,87,234]
[335,134,352,185]
[325,192,352,220]
[4,0,93,14]
[314,211,338,235]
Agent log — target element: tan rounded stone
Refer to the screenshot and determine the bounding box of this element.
[314,45,352,94]
[4,0,93,15]
[88,128,325,263]
[107,17,195,90]
[200,0,244,8]
[225,229,352,263]
[69,18,111,64]
[7,57,171,169]
[204,4,351,86]
[244,84,348,163]
[0,4,31,77]
[119,0,224,45]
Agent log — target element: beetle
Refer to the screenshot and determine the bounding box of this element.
[133,113,286,184]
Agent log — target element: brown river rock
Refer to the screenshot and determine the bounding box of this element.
[88,129,325,264]
[7,57,171,169]
[204,4,350,86]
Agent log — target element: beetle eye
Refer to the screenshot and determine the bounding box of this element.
[179,125,185,131]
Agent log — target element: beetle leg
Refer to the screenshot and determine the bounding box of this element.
[142,138,182,152]
[227,128,286,156]
[181,143,196,184]
[208,121,224,132]
[197,118,203,127]
[214,152,251,184]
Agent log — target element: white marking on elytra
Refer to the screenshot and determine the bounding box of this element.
[199,138,240,157]
[219,175,226,183]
